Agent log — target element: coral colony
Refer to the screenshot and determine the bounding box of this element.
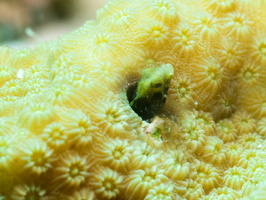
[0,0,266,199]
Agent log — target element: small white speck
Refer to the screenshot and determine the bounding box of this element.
[258,144,262,148]
[194,101,198,106]
[17,69,24,79]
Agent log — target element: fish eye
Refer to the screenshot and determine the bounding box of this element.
[154,83,162,88]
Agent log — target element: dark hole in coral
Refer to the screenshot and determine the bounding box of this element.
[126,82,138,103]
[152,92,163,101]
[126,82,167,122]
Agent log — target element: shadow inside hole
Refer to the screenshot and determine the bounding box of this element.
[126,82,138,104]
[126,82,167,122]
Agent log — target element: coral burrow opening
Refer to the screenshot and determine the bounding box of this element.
[126,81,158,121]
[126,63,174,122]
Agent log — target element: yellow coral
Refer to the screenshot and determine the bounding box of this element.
[178,120,207,153]
[136,20,170,48]
[15,139,55,176]
[231,110,256,135]
[161,150,189,181]
[203,0,236,15]
[172,23,203,58]
[41,122,68,151]
[94,137,131,172]
[127,140,162,170]
[144,183,177,200]
[207,186,240,200]
[0,65,17,87]
[224,166,248,190]
[125,166,169,200]
[52,151,93,192]
[0,0,266,199]
[145,0,180,26]
[246,180,266,200]
[180,179,205,200]
[224,142,244,167]
[90,92,142,138]
[189,160,222,193]
[216,119,237,143]
[11,184,51,200]
[89,167,124,199]
[200,136,226,166]
[193,57,225,102]
[66,188,95,200]
[168,76,195,106]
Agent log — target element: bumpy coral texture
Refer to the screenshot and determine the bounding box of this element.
[0,0,266,199]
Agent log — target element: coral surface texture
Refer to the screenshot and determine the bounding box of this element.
[0,0,266,199]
